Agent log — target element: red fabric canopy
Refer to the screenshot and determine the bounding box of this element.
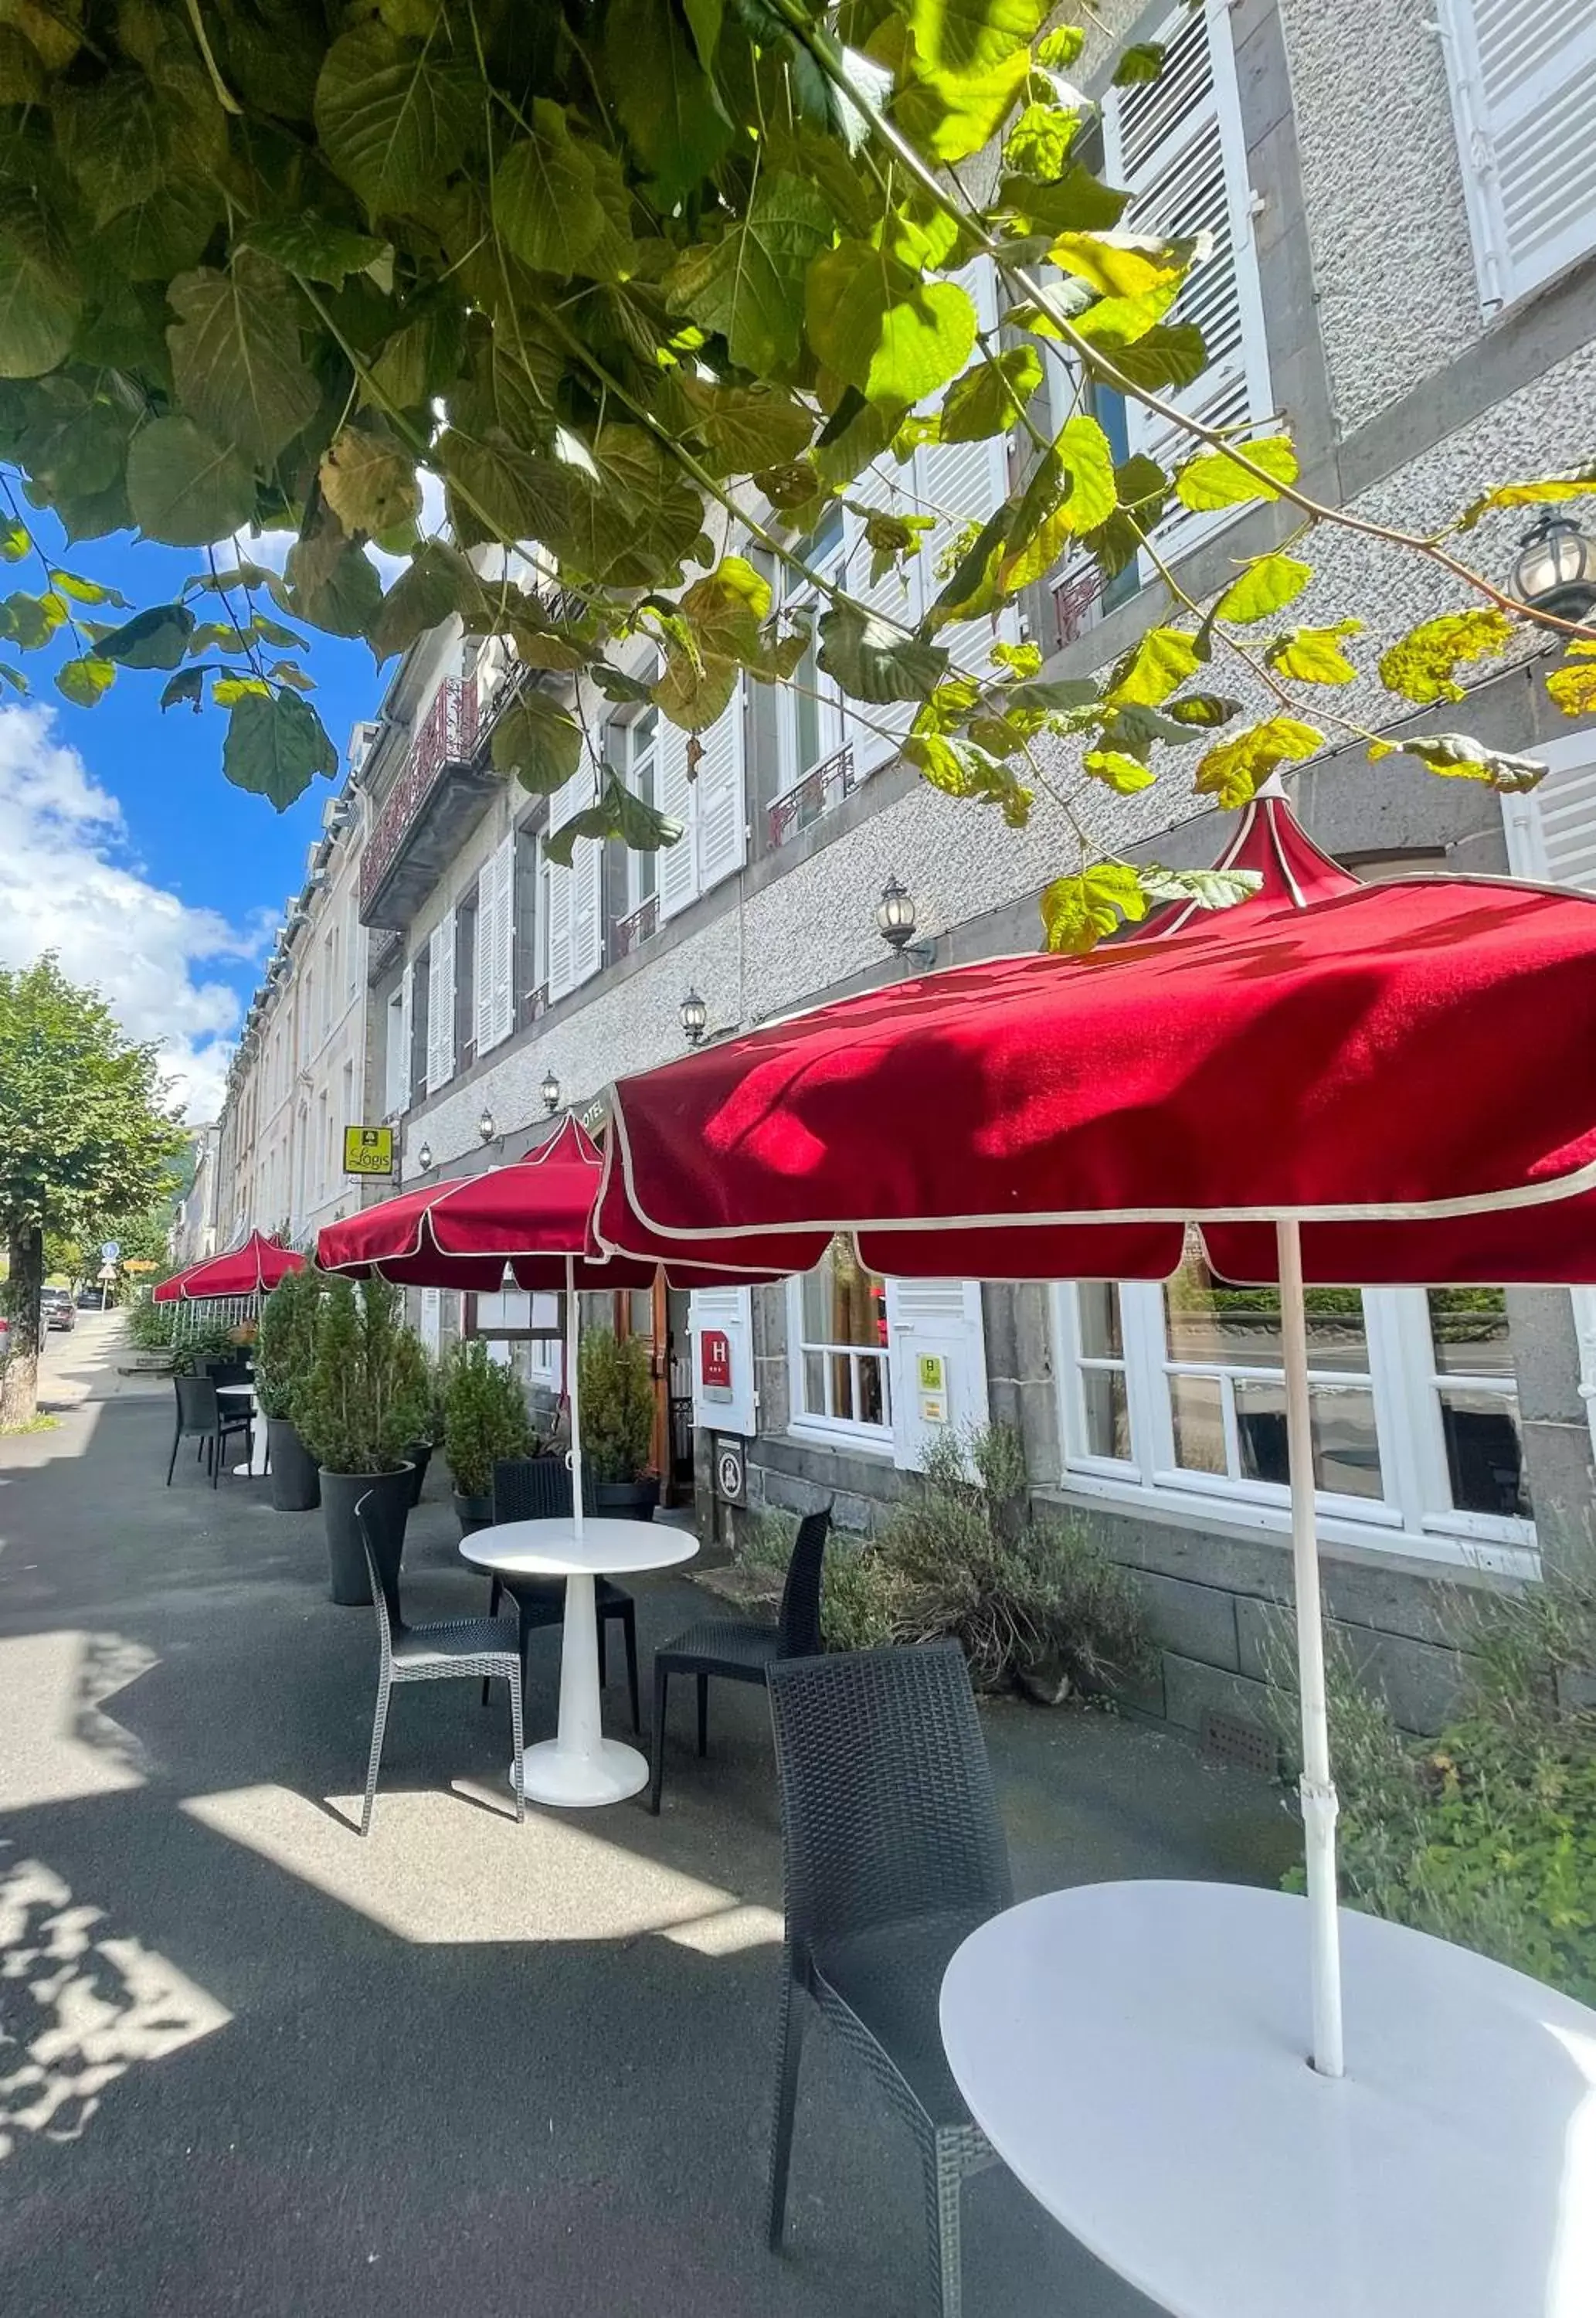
[315,1115,776,1291]
[595,788,1596,1286]
[153,1232,304,1302]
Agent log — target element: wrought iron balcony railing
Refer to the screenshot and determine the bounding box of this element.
[1052,563,1105,650]
[360,677,479,919]
[767,743,857,851]
[611,891,660,961]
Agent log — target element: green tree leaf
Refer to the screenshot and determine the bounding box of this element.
[1082,747,1156,793]
[1036,26,1086,68]
[1374,731,1545,792]
[0,590,66,649]
[1164,692,1242,728]
[284,522,382,641]
[490,692,584,794]
[806,240,976,405]
[98,603,196,669]
[1175,435,1300,512]
[1087,320,1207,393]
[1377,609,1513,705]
[238,216,391,287]
[1457,466,1596,530]
[0,186,81,377]
[1050,229,1194,299]
[939,346,1043,441]
[53,653,114,706]
[1139,866,1263,911]
[997,415,1117,590]
[1041,862,1148,953]
[679,377,815,472]
[654,644,739,731]
[370,539,488,661]
[907,0,1046,73]
[667,173,833,377]
[319,422,423,537]
[1266,621,1361,685]
[1195,715,1323,808]
[817,601,949,702]
[1108,626,1200,707]
[1000,166,1129,236]
[222,688,338,809]
[679,554,772,658]
[605,0,732,205]
[314,22,476,218]
[1113,42,1166,84]
[159,665,205,712]
[492,103,605,278]
[1547,641,1596,719]
[167,253,321,467]
[1215,553,1312,624]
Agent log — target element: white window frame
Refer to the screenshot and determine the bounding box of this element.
[1052,1279,1539,1577]
[775,508,847,800]
[610,705,662,916]
[786,1259,893,1451]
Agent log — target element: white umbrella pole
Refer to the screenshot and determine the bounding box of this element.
[565,1252,585,1548]
[1277,1216,1345,2078]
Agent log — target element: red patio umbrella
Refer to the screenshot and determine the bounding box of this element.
[593,780,1596,2077]
[154,1231,304,1302]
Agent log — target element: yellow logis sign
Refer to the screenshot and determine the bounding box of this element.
[344,1126,394,1178]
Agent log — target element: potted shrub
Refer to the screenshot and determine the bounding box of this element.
[578,1327,658,1521]
[296,1277,430,1604]
[443,1339,532,1533]
[398,1331,435,1506]
[253,1263,324,1511]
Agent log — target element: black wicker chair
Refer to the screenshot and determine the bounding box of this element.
[165,1374,252,1488]
[647,1506,830,1814]
[766,1642,1012,2318]
[478,1456,640,1732]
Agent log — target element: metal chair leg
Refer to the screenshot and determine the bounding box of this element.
[922,2133,966,2318]
[508,1672,525,1827]
[166,1428,181,1486]
[767,1967,806,2251]
[622,1603,640,1735]
[697,1671,709,1756]
[482,1575,504,1707]
[648,1666,669,1814]
[210,1426,221,1487]
[360,1675,391,1837]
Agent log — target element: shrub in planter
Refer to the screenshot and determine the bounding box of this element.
[296,1278,431,1603]
[577,1327,657,1518]
[443,1340,532,1532]
[254,1263,324,1511]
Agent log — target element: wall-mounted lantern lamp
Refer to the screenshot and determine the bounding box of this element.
[874,873,936,968]
[540,1070,562,1115]
[416,1141,433,1172]
[1514,512,1596,621]
[680,987,708,1046]
[477,1106,496,1142]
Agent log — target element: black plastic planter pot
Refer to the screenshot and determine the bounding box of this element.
[453,1489,494,1536]
[321,1465,413,1605]
[403,1440,433,1507]
[266,1418,320,1512]
[591,1477,659,1523]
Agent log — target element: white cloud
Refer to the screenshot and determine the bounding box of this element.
[0,704,256,1123]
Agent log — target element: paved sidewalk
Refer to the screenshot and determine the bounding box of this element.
[0,1343,1292,2318]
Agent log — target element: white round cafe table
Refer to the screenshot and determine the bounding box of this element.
[939,1880,1596,2318]
[460,1516,698,1807]
[216,1381,268,1476]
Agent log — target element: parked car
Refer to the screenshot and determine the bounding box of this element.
[76,1287,104,1308]
[40,1288,76,1332]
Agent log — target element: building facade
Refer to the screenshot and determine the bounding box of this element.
[215,0,1596,1738]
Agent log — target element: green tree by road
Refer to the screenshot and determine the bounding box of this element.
[0,955,185,1426]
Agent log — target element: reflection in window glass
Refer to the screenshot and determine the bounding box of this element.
[795,1237,889,1433]
[1082,1368,1130,1460]
[1428,1290,1530,1517]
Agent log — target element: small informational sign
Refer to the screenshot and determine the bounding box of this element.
[100,1239,120,1261]
[344,1125,394,1178]
[700,1327,732,1402]
[714,1434,747,1507]
[123,1259,158,1274]
[917,1351,949,1426]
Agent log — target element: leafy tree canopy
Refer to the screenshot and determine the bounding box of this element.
[0,952,185,1419]
[0,1,1586,943]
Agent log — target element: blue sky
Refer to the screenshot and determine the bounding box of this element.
[0,505,391,1123]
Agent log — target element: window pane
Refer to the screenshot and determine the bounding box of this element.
[793,641,819,776]
[1083,1367,1131,1460]
[1310,1386,1382,1498]
[1170,1371,1225,1473]
[1439,1390,1531,1518]
[803,1350,825,1416]
[1078,1282,1122,1360]
[1233,1380,1288,1484]
[859,1353,888,1428]
[1166,1253,1369,1374]
[800,1242,883,1348]
[830,1352,854,1422]
[1428,1289,1513,1380]
[627,1290,653,1338]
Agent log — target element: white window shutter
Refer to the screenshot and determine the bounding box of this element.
[1500,736,1596,889]
[477,834,515,1054]
[425,913,455,1090]
[570,818,603,987]
[1102,0,1270,566]
[914,257,1018,666]
[884,1278,989,1473]
[657,715,699,919]
[694,681,746,894]
[1438,0,1596,310]
[545,771,584,1000]
[845,457,922,775]
[419,1286,441,1358]
[689,1285,756,1435]
[386,968,412,1117]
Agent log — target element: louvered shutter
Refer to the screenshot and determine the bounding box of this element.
[689,1285,756,1436]
[385,968,412,1117]
[419,1286,442,1357]
[1500,736,1596,889]
[476,834,515,1054]
[657,714,698,919]
[846,457,922,774]
[545,777,577,999]
[914,257,1018,668]
[884,1278,989,1473]
[1438,0,1596,308]
[569,787,604,988]
[694,681,746,894]
[425,913,455,1090]
[1101,0,1270,566]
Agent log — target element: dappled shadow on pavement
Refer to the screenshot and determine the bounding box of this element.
[0,1391,1285,2316]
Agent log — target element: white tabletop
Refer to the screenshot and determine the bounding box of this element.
[940,1880,1596,2318]
[458,1515,698,1581]
[215,1382,254,1397]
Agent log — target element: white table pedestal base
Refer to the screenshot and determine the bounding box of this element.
[504,1567,648,1809]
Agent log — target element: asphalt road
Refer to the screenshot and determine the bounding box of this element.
[0,1321,1289,2318]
